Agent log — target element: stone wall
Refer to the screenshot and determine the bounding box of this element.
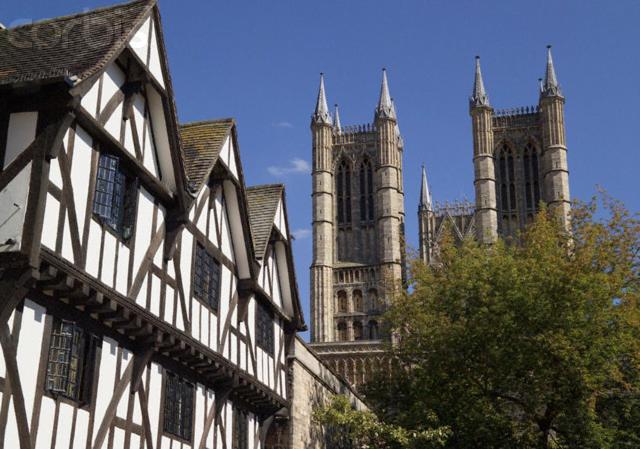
[287,337,368,449]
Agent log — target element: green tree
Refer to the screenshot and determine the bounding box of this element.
[362,197,640,449]
[313,395,450,449]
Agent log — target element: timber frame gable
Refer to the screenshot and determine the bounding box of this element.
[0,2,307,448]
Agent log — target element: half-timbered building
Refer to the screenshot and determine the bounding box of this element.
[0,1,313,448]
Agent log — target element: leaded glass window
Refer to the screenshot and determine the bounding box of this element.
[163,373,194,441]
[93,153,138,240]
[232,407,249,449]
[193,243,221,312]
[256,301,274,354]
[46,319,96,404]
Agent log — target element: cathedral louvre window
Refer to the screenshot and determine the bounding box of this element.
[93,152,138,241]
[367,288,378,312]
[496,144,518,236]
[336,159,352,225]
[368,320,379,340]
[352,290,363,312]
[337,290,348,313]
[359,159,374,222]
[256,301,275,354]
[193,243,221,312]
[353,321,363,340]
[337,322,347,341]
[163,372,194,441]
[523,143,541,212]
[45,318,98,404]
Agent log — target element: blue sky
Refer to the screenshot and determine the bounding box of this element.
[3,1,639,339]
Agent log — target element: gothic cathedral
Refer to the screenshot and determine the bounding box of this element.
[310,47,571,388]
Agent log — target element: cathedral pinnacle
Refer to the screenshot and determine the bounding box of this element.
[375,68,396,120]
[470,56,490,108]
[312,73,332,126]
[419,165,432,211]
[334,104,342,133]
[541,45,562,98]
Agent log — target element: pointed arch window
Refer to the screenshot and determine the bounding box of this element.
[337,290,347,313]
[359,160,374,222]
[368,320,379,340]
[337,322,347,341]
[353,290,363,312]
[353,321,363,341]
[496,144,518,235]
[523,143,541,212]
[336,160,352,225]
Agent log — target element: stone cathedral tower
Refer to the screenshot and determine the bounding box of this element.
[309,70,405,387]
[419,46,571,262]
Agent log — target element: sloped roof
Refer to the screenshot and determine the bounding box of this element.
[179,119,234,189]
[245,184,283,259]
[0,0,153,86]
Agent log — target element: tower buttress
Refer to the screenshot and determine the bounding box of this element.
[539,46,570,228]
[374,69,404,298]
[418,165,435,264]
[310,73,334,342]
[470,56,498,243]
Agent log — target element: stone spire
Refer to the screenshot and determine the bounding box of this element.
[470,56,490,108]
[312,73,332,125]
[375,68,396,120]
[333,104,342,133]
[419,165,432,211]
[541,45,562,97]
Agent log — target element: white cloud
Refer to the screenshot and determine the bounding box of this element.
[292,228,311,240]
[273,121,294,128]
[267,158,311,176]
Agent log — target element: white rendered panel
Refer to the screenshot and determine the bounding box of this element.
[132,94,146,155]
[42,194,59,250]
[61,213,73,262]
[115,243,129,295]
[35,398,55,449]
[16,300,45,426]
[71,126,93,236]
[143,112,160,178]
[54,403,74,449]
[148,19,165,88]
[101,63,125,116]
[220,200,235,262]
[0,163,31,253]
[164,285,175,325]
[49,157,63,189]
[72,409,89,449]
[130,16,151,65]
[80,78,100,118]
[134,189,154,276]
[147,87,175,191]
[86,220,102,278]
[101,232,116,287]
[112,428,125,449]
[117,349,132,418]
[5,111,37,167]
[104,103,123,143]
[94,338,118,440]
[151,275,161,317]
[147,363,162,442]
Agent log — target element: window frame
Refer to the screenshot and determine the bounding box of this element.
[255,300,275,355]
[162,371,195,443]
[45,318,98,407]
[193,242,222,314]
[92,151,139,242]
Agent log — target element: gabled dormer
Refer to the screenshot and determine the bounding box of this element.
[246,184,305,330]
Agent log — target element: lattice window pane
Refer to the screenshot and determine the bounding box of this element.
[194,244,221,311]
[164,373,194,441]
[93,153,119,227]
[256,302,274,354]
[46,319,92,403]
[93,153,138,239]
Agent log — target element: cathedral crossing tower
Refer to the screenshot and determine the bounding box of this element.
[309,70,405,387]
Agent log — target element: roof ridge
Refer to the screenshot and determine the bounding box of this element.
[4,0,152,31]
[180,118,235,128]
[246,184,284,191]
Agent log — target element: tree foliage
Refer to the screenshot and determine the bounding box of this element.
[361,197,640,449]
[313,395,450,449]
